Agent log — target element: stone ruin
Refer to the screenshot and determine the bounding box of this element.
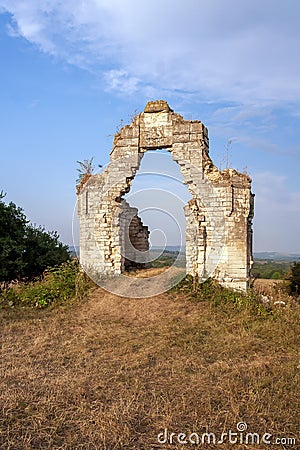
[77,100,254,291]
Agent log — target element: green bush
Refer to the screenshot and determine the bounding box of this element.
[0,260,92,309]
[170,275,271,316]
[271,271,281,280]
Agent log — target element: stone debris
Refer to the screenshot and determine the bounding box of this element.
[77,100,254,291]
[273,300,286,306]
[261,295,271,305]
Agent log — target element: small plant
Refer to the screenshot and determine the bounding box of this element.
[76,158,95,185]
[116,118,124,133]
[128,109,138,122]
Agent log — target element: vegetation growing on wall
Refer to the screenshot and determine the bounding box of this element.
[76,158,95,193]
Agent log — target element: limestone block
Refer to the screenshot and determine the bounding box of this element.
[144,100,173,113]
[114,137,139,147]
[189,121,203,133]
[173,123,190,134]
[120,125,139,139]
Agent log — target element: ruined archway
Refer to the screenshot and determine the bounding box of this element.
[121,148,191,272]
[77,100,254,292]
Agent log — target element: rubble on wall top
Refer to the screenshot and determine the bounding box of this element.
[144,100,174,113]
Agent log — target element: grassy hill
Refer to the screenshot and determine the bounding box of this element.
[0,276,299,449]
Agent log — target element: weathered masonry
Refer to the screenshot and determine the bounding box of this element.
[77,100,254,291]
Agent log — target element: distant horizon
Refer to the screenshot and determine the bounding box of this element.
[68,245,300,259]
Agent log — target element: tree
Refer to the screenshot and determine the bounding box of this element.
[288,262,300,295]
[22,225,70,279]
[0,194,28,282]
[271,271,281,280]
[0,194,70,283]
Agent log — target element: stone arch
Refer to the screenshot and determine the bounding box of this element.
[77,100,254,291]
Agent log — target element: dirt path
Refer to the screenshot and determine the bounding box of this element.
[98,266,185,298]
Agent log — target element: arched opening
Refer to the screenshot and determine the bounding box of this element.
[121,149,192,274]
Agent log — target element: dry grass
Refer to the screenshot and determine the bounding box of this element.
[0,284,299,449]
[252,278,295,306]
[252,278,284,295]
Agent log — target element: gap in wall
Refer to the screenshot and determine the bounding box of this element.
[123,149,192,271]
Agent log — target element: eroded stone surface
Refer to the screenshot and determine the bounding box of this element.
[77,100,254,291]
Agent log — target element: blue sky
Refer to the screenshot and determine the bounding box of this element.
[0,0,299,252]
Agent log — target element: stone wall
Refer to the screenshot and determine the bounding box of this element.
[119,200,150,271]
[77,100,254,291]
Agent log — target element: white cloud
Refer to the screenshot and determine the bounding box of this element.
[104,69,140,94]
[212,105,275,127]
[208,105,300,162]
[252,171,300,251]
[1,0,300,103]
[6,22,19,37]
